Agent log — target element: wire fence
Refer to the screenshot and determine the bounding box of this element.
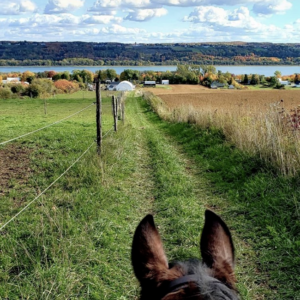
[0,103,94,146]
[0,126,114,232]
[0,91,126,231]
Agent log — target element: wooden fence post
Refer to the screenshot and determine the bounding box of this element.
[44,98,47,115]
[96,78,102,155]
[112,95,118,132]
[121,100,125,124]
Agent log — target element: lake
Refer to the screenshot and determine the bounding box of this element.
[1,65,300,77]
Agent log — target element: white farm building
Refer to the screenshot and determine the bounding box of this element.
[116,81,135,91]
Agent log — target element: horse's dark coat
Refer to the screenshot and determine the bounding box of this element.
[132,210,239,300]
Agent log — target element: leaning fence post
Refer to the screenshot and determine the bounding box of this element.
[95,78,102,155]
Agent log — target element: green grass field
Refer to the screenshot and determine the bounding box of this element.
[0,91,300,299]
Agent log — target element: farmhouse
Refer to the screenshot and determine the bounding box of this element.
[2,77,21,84]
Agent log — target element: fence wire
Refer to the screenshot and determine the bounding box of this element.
[0,126,114,231]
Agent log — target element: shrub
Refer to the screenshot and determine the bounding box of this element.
[11,84,25,94]
[54,79,79,93]
[26,83,43,98]
[0,87,12,99]
[32,79,56,96]
[52,74,62,81]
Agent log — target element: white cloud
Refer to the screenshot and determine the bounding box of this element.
[125,8,167,21]
[1,13,122,28]
[44,0,84,14]
[82,14,122,24]
[88,0,159,11]
[183,6,261,31]
[87,8,117,16]
[100,24,146,35]
[253,0,292,16]
[0,0,37,15]
[151,0,260,7]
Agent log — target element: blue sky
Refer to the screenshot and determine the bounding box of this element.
[0,0,298,43]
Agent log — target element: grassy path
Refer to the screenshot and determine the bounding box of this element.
[0,92,274,299]
[125,95,272,300]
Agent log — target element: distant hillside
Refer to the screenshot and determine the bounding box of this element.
[1,41,300,66]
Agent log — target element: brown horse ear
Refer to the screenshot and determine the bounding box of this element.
[200,210,235,287]
[132,215,168,283]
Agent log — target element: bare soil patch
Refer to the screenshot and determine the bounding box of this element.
[155,88,300,112]
[0,145,33,196]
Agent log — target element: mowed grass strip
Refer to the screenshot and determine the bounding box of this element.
[128,96,205,261]
[127,95,270,300]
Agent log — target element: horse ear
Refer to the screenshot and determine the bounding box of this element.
[132,215,168,283]
[200,210,236,287]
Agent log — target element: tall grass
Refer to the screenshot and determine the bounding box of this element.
[142,90,300,176]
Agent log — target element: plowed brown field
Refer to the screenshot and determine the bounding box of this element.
[147,85,300,112]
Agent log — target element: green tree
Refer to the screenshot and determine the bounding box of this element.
[243,74,249,84]
[274,70,282,78]
[250,74,260,85]
[270,76,279,86]
[259,75,266,84]
[200,65,217,75]
[97,70,107,82]
[106,69,117,81]
[61,71,70,81]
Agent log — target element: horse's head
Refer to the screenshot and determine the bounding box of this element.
[131,210,239,300]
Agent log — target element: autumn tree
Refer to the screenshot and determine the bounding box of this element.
[21,71,35,82]
[47,71,57,78]
[54,79,79,93]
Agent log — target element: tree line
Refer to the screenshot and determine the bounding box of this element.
[1,65,300,100]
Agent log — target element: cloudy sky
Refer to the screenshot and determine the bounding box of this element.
[0,0,299,43]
